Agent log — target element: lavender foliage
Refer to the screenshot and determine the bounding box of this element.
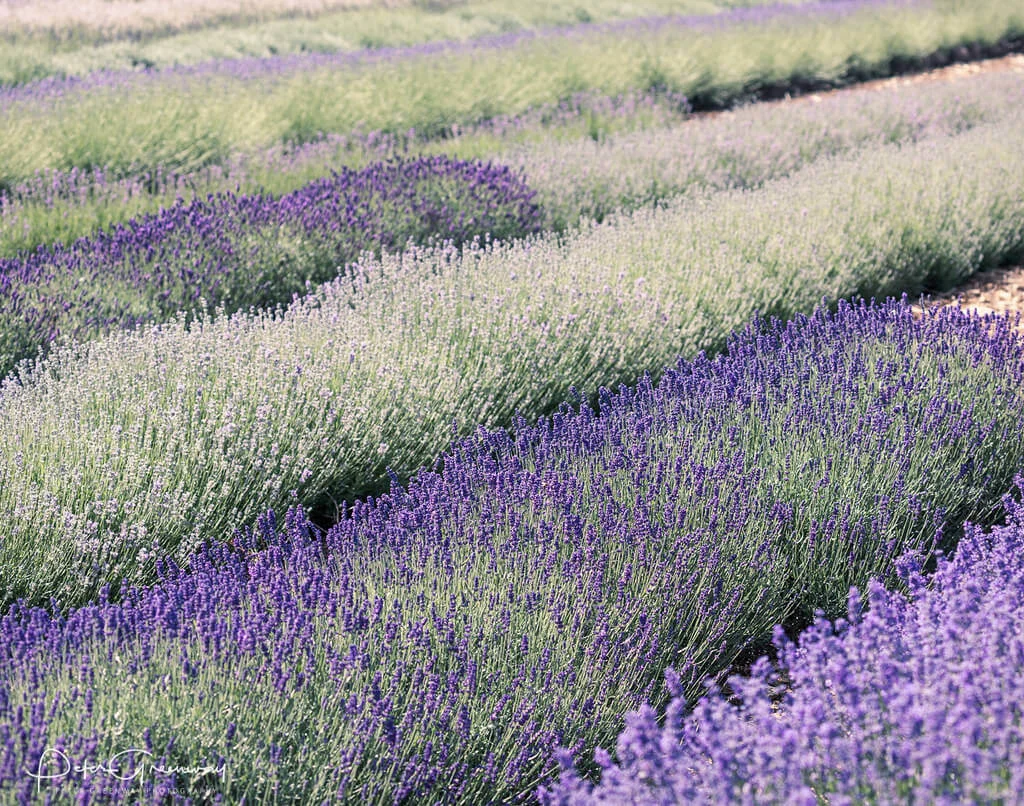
[1,300,1024,802]
[0,154,540,378]
[543,477,1024,804]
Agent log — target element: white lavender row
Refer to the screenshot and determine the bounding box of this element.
[0,155,540,379]
[1,118,1022,611]
[517,69,1024,229]
[2,300,1023,802]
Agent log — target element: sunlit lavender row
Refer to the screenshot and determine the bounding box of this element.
[0,155,539,378]
[516,67,1024,229]
[2,0,1017,188]
[2,300,1023,803]
[4,66,1022,261]
[544,477,1024,804]
[1,119,1022,612]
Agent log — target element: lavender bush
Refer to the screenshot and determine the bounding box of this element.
[1,120,1023,611]
[1,299,1023,802]
[0,154,540,378]
[1,0,1019,187]
[543,478,1024,804]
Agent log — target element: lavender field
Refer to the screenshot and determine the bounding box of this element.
[1,0,1024,803]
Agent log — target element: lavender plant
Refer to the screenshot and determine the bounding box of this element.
[0,154,540,378]
[542,478,1024,804]
[1,119,1023,612]
[1,0,1019,188]
[1,299,1023,802]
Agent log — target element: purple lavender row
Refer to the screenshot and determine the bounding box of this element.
[0,0,921,107]
[543,477,1024,804]
[2,299,1023,802]
[0,154,540,379]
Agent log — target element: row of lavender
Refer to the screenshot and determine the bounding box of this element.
[3,69,1022,379]
[0,156,540,378]
[0,87,692,257]
[2,116,1022,613]
[544,479,1024,804]
[1,0,1020,189]
[2,300,1023,802]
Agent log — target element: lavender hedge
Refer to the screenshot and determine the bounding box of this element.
[1,120,1022,612]
[519,69,1024,230]
[543,478,1024,804]
[0,154,540,378]
[0,87,691,258]
[2,300,1024,803]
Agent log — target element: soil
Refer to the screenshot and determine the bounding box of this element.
[779,51,1024,105]
[913,265,1024,324]
[695,52,1024,123]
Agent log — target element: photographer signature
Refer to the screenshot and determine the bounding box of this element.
[26,747,225,794]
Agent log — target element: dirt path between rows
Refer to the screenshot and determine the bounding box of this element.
[911,265,1024,324]
[697,51,1024,122]
[779,51,1024,105]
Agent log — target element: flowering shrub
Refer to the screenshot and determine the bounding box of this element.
[542,480,1024,804]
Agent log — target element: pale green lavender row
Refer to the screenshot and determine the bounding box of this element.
[513,68,1024,229]
[2,119,1023,612]
[4,66,1021,260]
[0,0,798,86]
[1,0,1020,189]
